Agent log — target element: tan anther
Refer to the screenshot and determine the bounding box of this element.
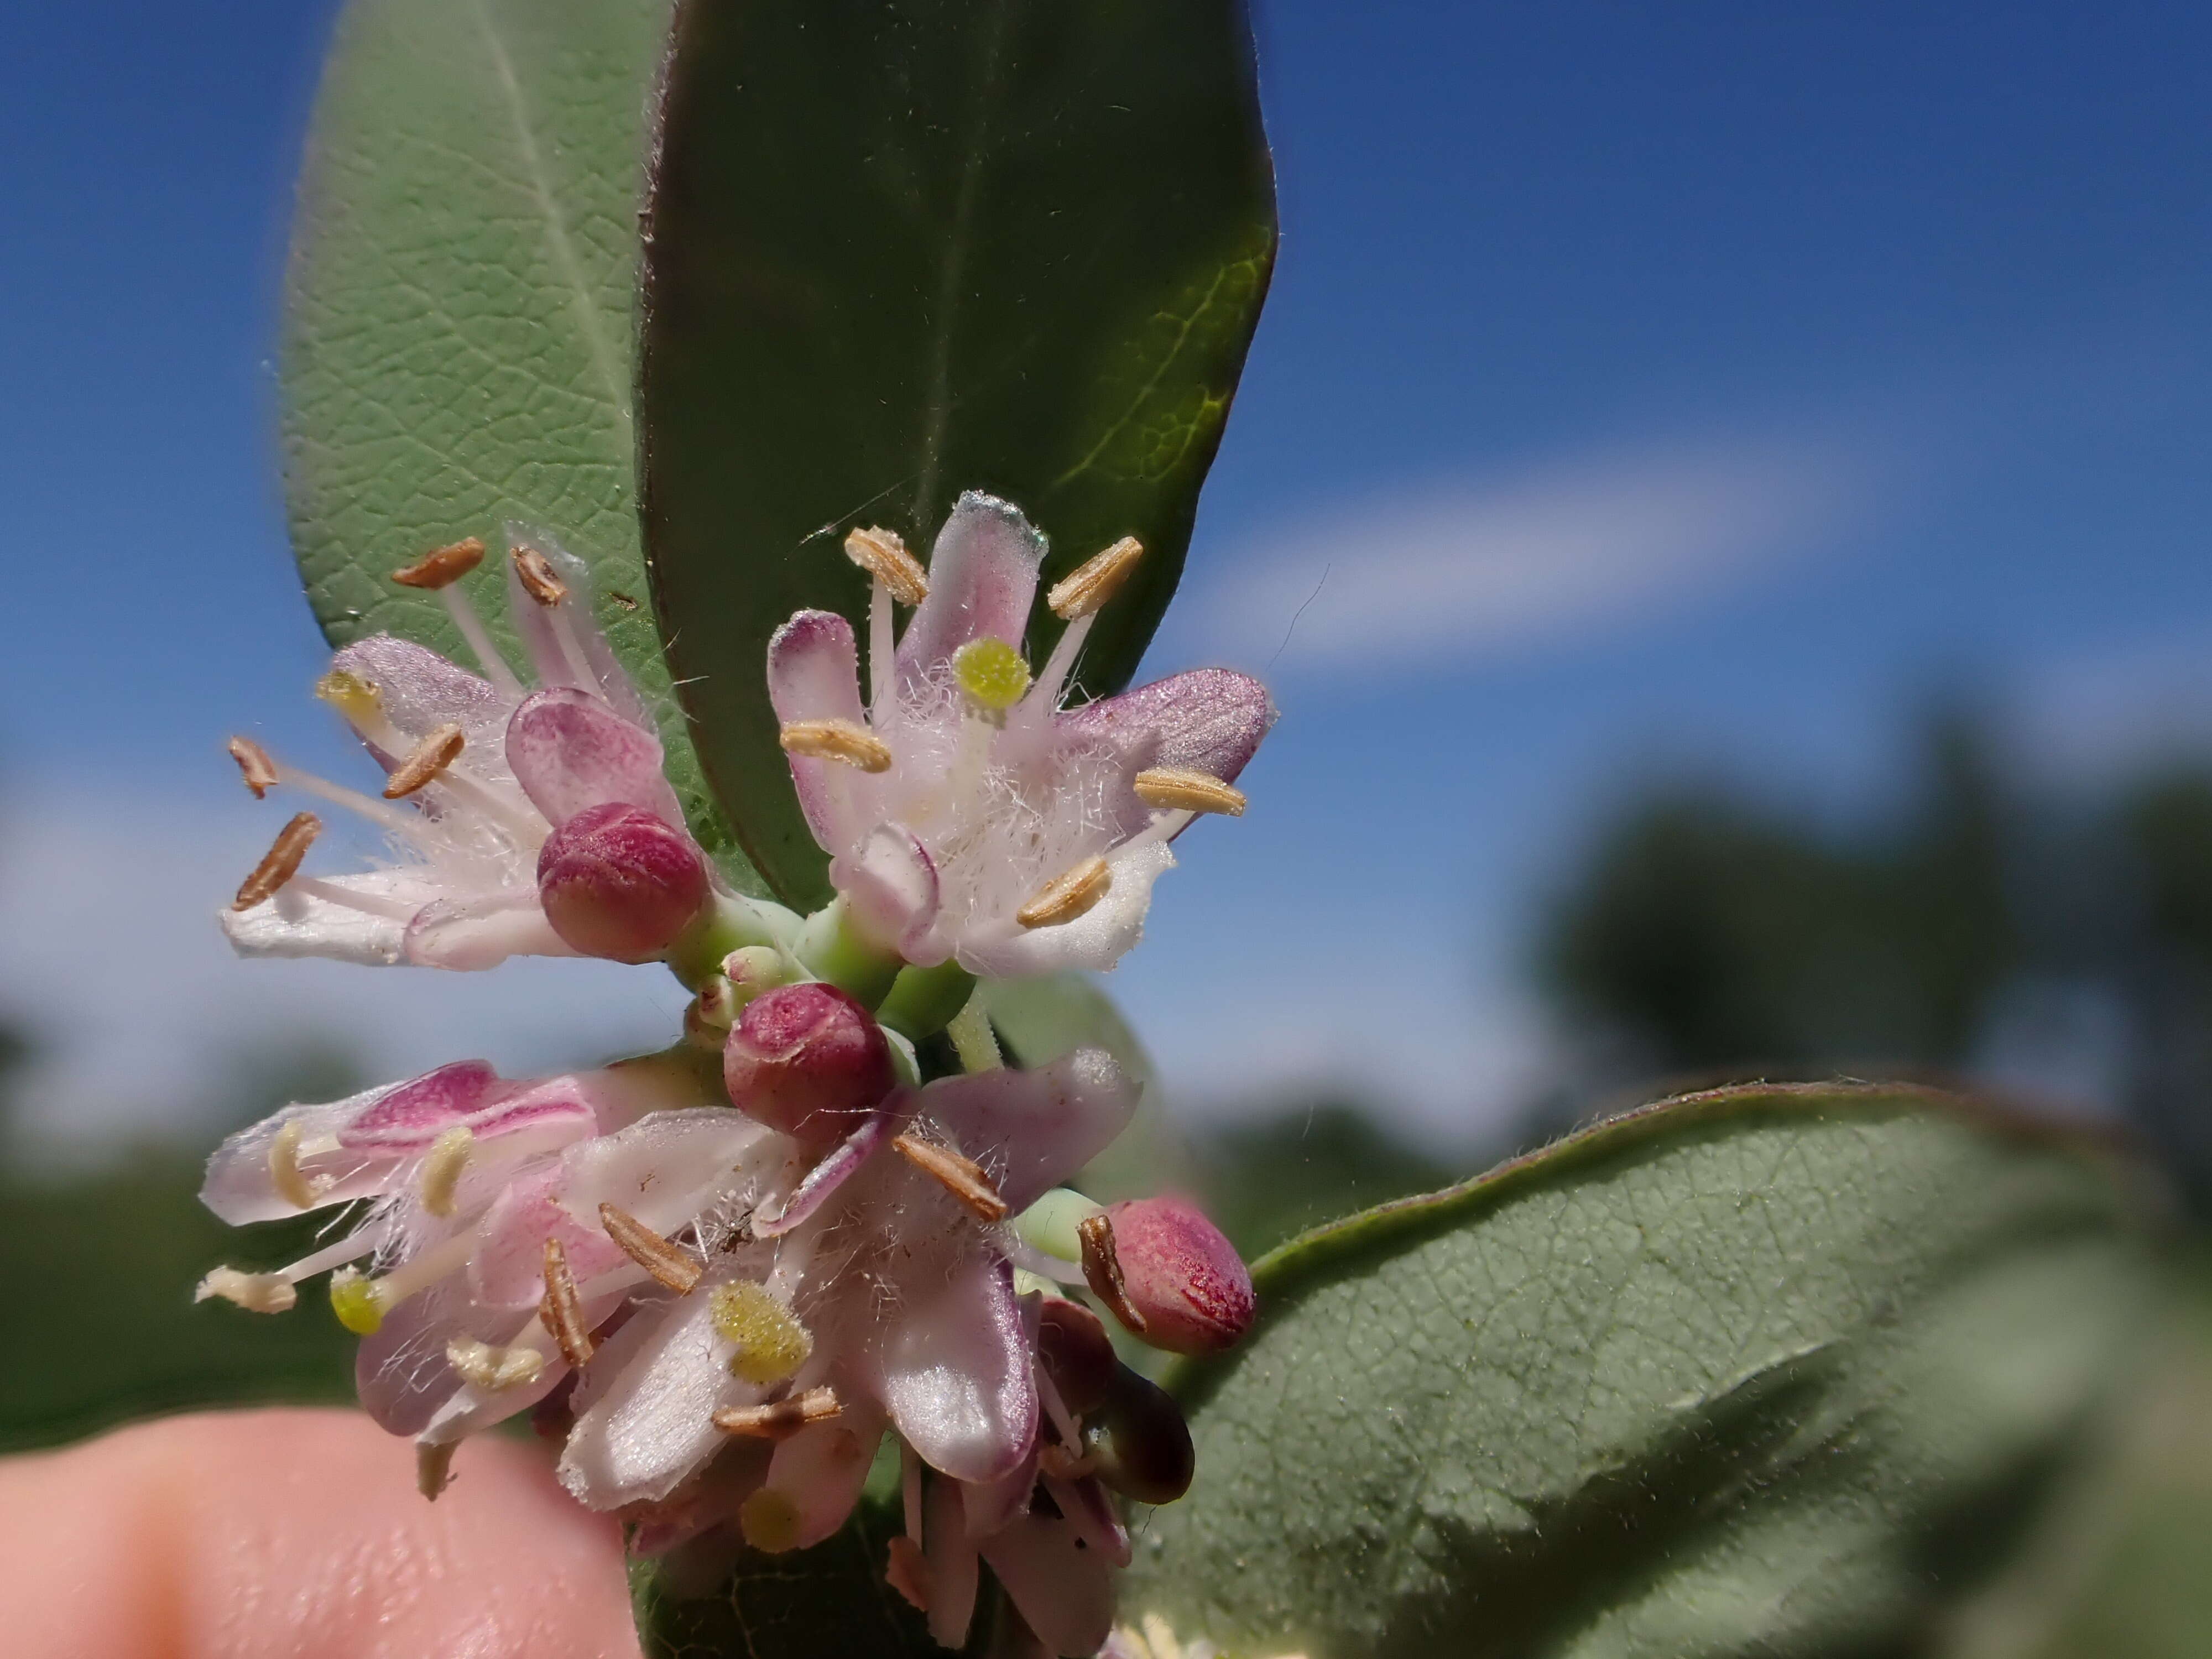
[390,537,486,589]
[512,544,569,606]
[1078,1211,1147,1335]
[885,1535,930,1611]
[419,1125,473,1218]
[844,525,928,605]
[1015,855,1111,930]
[417,1439,458,1501]
[712,1386,843,1441]
[233,812,320,910]
[195,1266,297,1313]
[599,1203,703,1294]
[779,718,893,773]
[1047,535,1144,619]
[268,1119,319,1211]
[539,1237,596,1369]
[892,1133,1010,1223]
[381,723,466,799]
[446,1336,546,1392]
[1133,766,1248,817]
[227,736,278,799]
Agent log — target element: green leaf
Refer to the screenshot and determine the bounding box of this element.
[639,0,1277,904]
[982,972,1194,1204]
[282,0,755,885]
[1126,1084,2163,1659]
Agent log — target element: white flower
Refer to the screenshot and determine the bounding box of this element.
[220,525,711,969]
[768,493,1274,977]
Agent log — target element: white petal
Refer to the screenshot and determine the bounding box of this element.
[954,839,1173,977]
[558,1288,743,1508]
[218,869,439,966]
[404,888,577,969]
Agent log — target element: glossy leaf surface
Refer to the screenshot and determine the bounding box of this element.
[1126,1084,2161,1659]
[640,0,1276,902]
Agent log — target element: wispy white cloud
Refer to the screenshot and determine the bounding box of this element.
[1185,433,1874,675]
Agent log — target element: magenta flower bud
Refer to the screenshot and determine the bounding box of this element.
[536,801,710,963]
[722,982,894,1144]
[1080,1195,1255,1357]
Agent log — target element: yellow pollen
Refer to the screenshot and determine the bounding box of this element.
[1133,766,1248,817]
[739,1488,804,1554]
[382,723,466,799]
[419,1125,473,1218]
[391,537,486,590]
[268,1119,320,1210]
[446,1336,546,1392]
[1015,855,1111,929]
[709,1281,813,1384]
[1047,535,1144,619]
[843,525,929,605]
[952,637,1032,710]
[330,1267,385,1336]
[195,1266,296,1313]
[314,669,384,727]
[779,718,893,773]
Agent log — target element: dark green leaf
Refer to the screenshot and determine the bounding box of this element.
[282,0,755,884]
[1126,1083,2163,1659]
[640,0,1276,904]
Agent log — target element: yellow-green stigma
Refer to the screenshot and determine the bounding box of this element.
[330,1266,385,1336]
[952,636,1031,711]
[313,668,383,728]
[709,1281,813,1384]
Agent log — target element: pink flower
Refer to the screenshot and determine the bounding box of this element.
[220,526,711,970]
[768,493,1274,977]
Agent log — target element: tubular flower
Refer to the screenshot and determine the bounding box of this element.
[768,492,1275,977]
[552,1048,1139,1577]
[220,525,713,969]
[194,1052,744,1488]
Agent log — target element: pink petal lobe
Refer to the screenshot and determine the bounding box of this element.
[831,823,942,959]
[895,493,1046,692]
[330,635,505,747]
[470,1166,629,1308]
[957,838,1173,978]
[863,1253,1036,1485]
[506,687,684,830]
[339,1060,501,1150]
[404,888,578,969]
[1058,667,1276,787]
[922,1473,980,1650]
[752,1107,897,1238]
[916,1048,1138,1213]
[978,1509,1119,1657]
[767,609,871,854]
[761,1392,886,1549]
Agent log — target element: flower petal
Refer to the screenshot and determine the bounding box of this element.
[500,525,648,723]
[922,1473,980,1651]
[767,609,871,854]
[915,1048,1138,1214]
[1057,666,1276,789]
[470,1165,630,1308]
[219,869,439,966]
[330,635,508,750]
[831,823,942,959]
[862,1253,1036,1484]
[555,1108,785,1238]
[337,1060,501,1151]
[404,887,577,969]
[505,686,684,830]
[954,839,1174,978]
[760,1392,886,1550]
[558,1286,745,1508]
[895,493,1046,691]
[752,1107,895,1239]
[978,1509,1119,1658]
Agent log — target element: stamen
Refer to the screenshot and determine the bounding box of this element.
[539,1237,596,1369]
[952,637,1032,711]
[329,1230,478,1336]
[1133,767,1247,817]
[779,718,893,773]
[446,1335,546,1392]
[1078,1212,1148,1335]
[598,1203,703,1294]
[195,1266,297,1314]
[885,1536,930,1611]
[227,736,278,798]
[417,1439,458,1501]
[381,723,466,799]
[436,587,524,698]
[511,544,569,606]
[418,1125,473,1218]
[711,1385,842,1439]
[390,537,486,589]
[709,1281,813,1384]
[868,578,895,721]
[1047,536,1143,619]
[1015,855,1110,930]
[843,525,928,605]
[233,812,320,910]
[268,1119,322,1210]
[892,1133,1010,1223]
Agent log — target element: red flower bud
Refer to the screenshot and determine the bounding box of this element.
[1084,1196,1255,1356]
[536,801,709,962]
[723,982,894,1144]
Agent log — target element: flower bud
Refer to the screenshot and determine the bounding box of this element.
[1089,1363,1194,1505]
[1035,1296,1119,1417]
[722,982,894,1143]
[1082,1196,1255,1357]
[536,801,709,962]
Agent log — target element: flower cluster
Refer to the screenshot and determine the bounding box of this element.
[200,498,1270,1655]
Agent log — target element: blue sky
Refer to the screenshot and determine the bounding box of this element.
[4,1,2211,1152]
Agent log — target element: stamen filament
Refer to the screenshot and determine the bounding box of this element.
[234,813,321,911]
[287,877,420,922]
[868,577,895,719]
[711,1386,843,1439]
[892,1133,1010,1222]
[547,606,606,698]
[274,764,434,844]
[438,587,524,698]
[598,1203,703,1293]
[1030,612,1095,712]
